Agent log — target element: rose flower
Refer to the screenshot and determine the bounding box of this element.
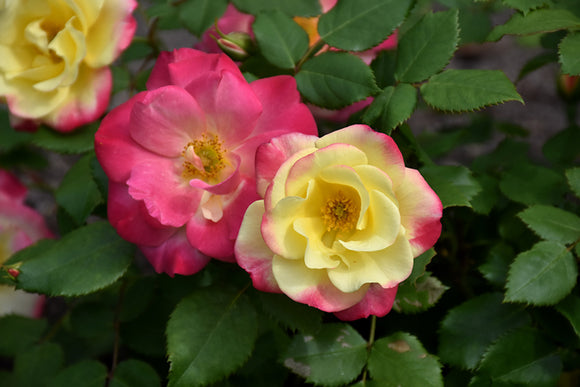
[95,48,317,276]
[235,125,442,320]
[0,170,52,318]
[0,0,137,132]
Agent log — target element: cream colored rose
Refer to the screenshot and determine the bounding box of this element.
[0,0,136,132]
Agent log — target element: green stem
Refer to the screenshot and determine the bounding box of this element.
[107,279,128,385]
[361,315,377,383]
[295,39,326,72]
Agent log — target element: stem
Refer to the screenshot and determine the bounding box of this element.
[107,279,128,385]
[295,39,326,72]
[361,315,377,383]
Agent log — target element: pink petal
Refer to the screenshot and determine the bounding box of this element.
[127,159,201,227]
[307,98,372,122]
[315,125,406,188]
[107,181,176,246]
[188,153,241,195]
[396,168,442,256]
[234,200,281,293]
[184,69,262,146]
[0,170,27,202]
[140,230,210,276]
[333,284,398,321]
[129,85,206,157]
[186,179,258,260]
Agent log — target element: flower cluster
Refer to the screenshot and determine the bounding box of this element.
[0,0,137,132]
[0,170,51,318]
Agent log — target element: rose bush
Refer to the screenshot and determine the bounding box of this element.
[235,125,442,320]
[0,0,137,132]
[95,48,317,276]
[0,170,51,318]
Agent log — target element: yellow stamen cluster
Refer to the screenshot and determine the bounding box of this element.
[321,191,358,232]
[182,133,226,181]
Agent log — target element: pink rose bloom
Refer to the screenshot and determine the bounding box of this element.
[95,48,317,276]
[0,0,137,132]
[0,170,52,318]
[235,125,442,320]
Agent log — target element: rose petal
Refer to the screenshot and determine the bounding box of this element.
[333,284,398,321]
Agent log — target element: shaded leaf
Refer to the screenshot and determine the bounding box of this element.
[167,285,258,386]
[0,315,47,357]
[232,0,321,17]
[505,241,577,305]
[518,52,559,81]
[369,332,443,386]
[362,83,417,134]
[392,273,447,314]
[318,0,412,51]
[438,293,530,369]
[420,165,482,208]
[48,360,108,387]
[395,10,459,83]
[257,292,323,333]
[487,9,580,41]
[478,243,514,287]
[566,167,580,198]
[560,32,580,75]
[110,359,161,387]
[502,0,552,14]
[518,205,580,244]
[283,323,367,386]
[499,164,567,205]
[178,0,228,36]
[296,52,380,109]
[420,69,523,112]
[31,122,99,154]
[543,125,580,165]
[556,294,580,339]
[253,10,309,69]
[14,343,64,387]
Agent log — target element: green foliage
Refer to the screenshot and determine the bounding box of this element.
[368,332,443,386]
[166,285,258,386]
[559,32,580,75]
[420,69,523,112]
[283,323,367,386]
[487,8,580,41]
[8,222,134,296]
[505,241,577,305]
[318,0,412,51]
[13,343,64,387]
[362,83,417,134]
[502,0,552,14]
[257,292,323,332]
[178,0,228,37]
[518,205,580,244]
[296,52,380,108]
[110,359,162,387]
[48,360,108,387]
[253,10,309,69]
[31,123,99,154]
[556,294,580,338]
[232,0,321,16]
[499,164,567,205]
[438,293,530,369]
[392,274,447,313]
[395,10,459,83]
[567,167,580,197]
[420,165,482,208]
[0,316,47,357]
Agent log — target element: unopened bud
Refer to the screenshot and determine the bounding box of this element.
[7,268,20,279]
[215,31,254,61]
[557,73,580,100]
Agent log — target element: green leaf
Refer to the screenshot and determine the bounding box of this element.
[438,293,530,369]
[120,39,154,63]
[458,8,492,44]
[477,328,562,386]
[559,32,580,75]
[392,273,448,314]
[14,221,134,296]
[369,332,443,387]
[257,292,323,333]
[518,205,580,244]
[232,0,321,17]
[31,122,99,154]
[178,0,228,37]
[167,285,258,386]
[371,50,397,88]
[505,241,577,305]
[543,125,580,165]
[253,10,309,69]
[518,52,559,81]
[470,173,500,215]
[296,52,380,109]
[110,359,161,387]
[0,110,33,151]
[55,153,103,226]
[283,323,367,386]
[499,164,567,206]
[478,243,514,287]
[145,2,181,30]
[395,10,459,83]
[502,0,552,14]
[0,316,47,357]
[14,343,64,387]
[420,165,482,208]
[318,0,412,51]
[566,167,580,198]
[362,83,417,134]
[406,248,436,285]
[556,294,580,339]
[420,69,523,112]
[112,66,130,94]
[48,360,108,387]
[487,9,580,41]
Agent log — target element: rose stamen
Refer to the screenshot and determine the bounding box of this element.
[321,191,358,232]
[182,133,226,182]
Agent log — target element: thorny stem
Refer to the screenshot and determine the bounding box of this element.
[361,315,377,383]
[107,279,129,385]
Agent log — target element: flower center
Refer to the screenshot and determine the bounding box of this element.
[181,133,226,182]
[321,191,358,232]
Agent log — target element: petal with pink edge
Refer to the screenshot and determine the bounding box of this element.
[272,255,367,313]
[315,125,406,188]
[0,170,27,202]
[140,229,210,276]
[396,168,443,256]
[129,85,206,157]
[127,159,201,227]
[235,200,281,293]
[334,284,398,321]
